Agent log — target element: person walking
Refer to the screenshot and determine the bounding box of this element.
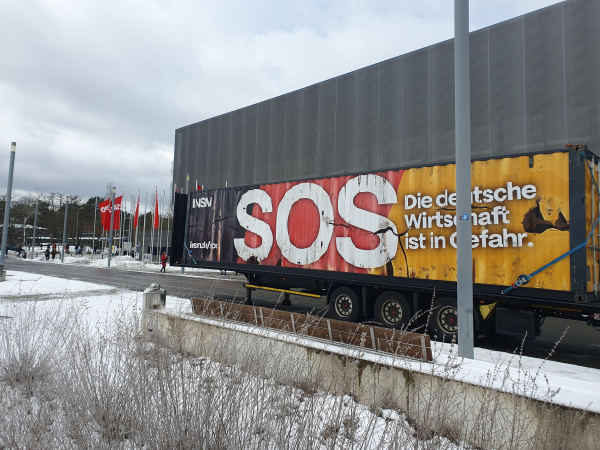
[160,251,168,272]
[51,246,56,260]
[45,246,50,261]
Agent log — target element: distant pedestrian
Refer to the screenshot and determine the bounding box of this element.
[220,269,227,275]
[160,251,168,272]
[51,247,56,260]
[45,247,50,260]
[93,245,97,254]
[16,245,22,257]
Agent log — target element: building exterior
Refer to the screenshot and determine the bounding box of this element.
[173,0,599,190]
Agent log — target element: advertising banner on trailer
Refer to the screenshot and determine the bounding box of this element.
[186,152,585,292]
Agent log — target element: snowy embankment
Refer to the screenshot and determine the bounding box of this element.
[1,270,600,448]
[0,270,466,449]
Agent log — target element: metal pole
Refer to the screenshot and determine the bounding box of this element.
[150,191,155,264]
[30,202,38,259]
[166,189,171,260]
[181,174,189,274]
[0,143,17,278]
[129,196,133,254]
[455,0,474,359]
[135,190,140,259]
[160,190,165,258]
[121,190,125,253]
[75,206,79,249]
[593,160,598,295]
[93,197,97,256]
[142,192,147,263]
[107,187,116,267]
[61,201,69,263]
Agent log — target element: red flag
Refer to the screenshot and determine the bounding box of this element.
[99,196,123,231]
[197,183,202,191]
[133,194,140,228]
[154,191,159,229]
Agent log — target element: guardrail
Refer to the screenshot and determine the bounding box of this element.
[191,298,433,362]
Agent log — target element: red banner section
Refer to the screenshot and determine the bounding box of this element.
[186,171,403,274]
[154,192,159,229]
[133,195,140,228]
[99,196,123,231]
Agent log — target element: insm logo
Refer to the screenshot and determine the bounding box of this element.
[192,197,212,208]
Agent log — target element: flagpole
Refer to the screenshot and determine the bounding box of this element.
[158,191,162,259]
[166,189,171,261]
[129,195,133,254]
[93,197,97,257]
[135,190,140,259]
[107,188,116,267]
[142,192,147,263]
[160,190,165,259]
[150,191,155,265]
[120,190,125,254]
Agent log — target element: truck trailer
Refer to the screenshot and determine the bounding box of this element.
[171,146,600,340]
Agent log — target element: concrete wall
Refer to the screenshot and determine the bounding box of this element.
[143,309,600,450]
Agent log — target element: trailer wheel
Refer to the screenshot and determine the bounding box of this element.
[374,291,410,329]
[429,297,458,341]
[329,286,361,322]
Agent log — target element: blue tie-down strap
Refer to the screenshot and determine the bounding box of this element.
[183,243,198,265]
[502,215,600,295]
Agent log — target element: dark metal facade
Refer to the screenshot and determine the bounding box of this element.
[174,0,600,191]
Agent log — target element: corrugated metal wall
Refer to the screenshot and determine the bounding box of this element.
[174,0,600,191]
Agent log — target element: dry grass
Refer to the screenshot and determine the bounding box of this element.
[0,295,598,450]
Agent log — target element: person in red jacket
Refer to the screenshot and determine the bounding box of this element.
[160,251,168,272]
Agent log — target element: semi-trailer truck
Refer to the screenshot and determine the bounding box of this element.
[170,146,600,340]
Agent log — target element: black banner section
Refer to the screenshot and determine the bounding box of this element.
[186,187,251,263]
[170,192,188,265]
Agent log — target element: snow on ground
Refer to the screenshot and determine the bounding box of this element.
[21,252,228,276]
[2,269,600,415]
[0,270,190,320]
[1,270,469,449]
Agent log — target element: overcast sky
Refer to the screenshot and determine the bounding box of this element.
[0,0,563,206]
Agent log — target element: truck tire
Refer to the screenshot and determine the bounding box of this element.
[329,286,361,322]
[374,291,411,329]
[428,296,458,341]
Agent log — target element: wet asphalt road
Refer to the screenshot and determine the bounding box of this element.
[4,257,600,369]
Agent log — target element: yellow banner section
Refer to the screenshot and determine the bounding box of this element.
[375,153,571,291]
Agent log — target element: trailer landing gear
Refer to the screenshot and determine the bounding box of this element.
[281,292,292,307]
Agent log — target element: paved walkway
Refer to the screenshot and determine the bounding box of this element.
[3,257,329,317]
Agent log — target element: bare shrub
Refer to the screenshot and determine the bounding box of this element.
[1,294,599,449]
